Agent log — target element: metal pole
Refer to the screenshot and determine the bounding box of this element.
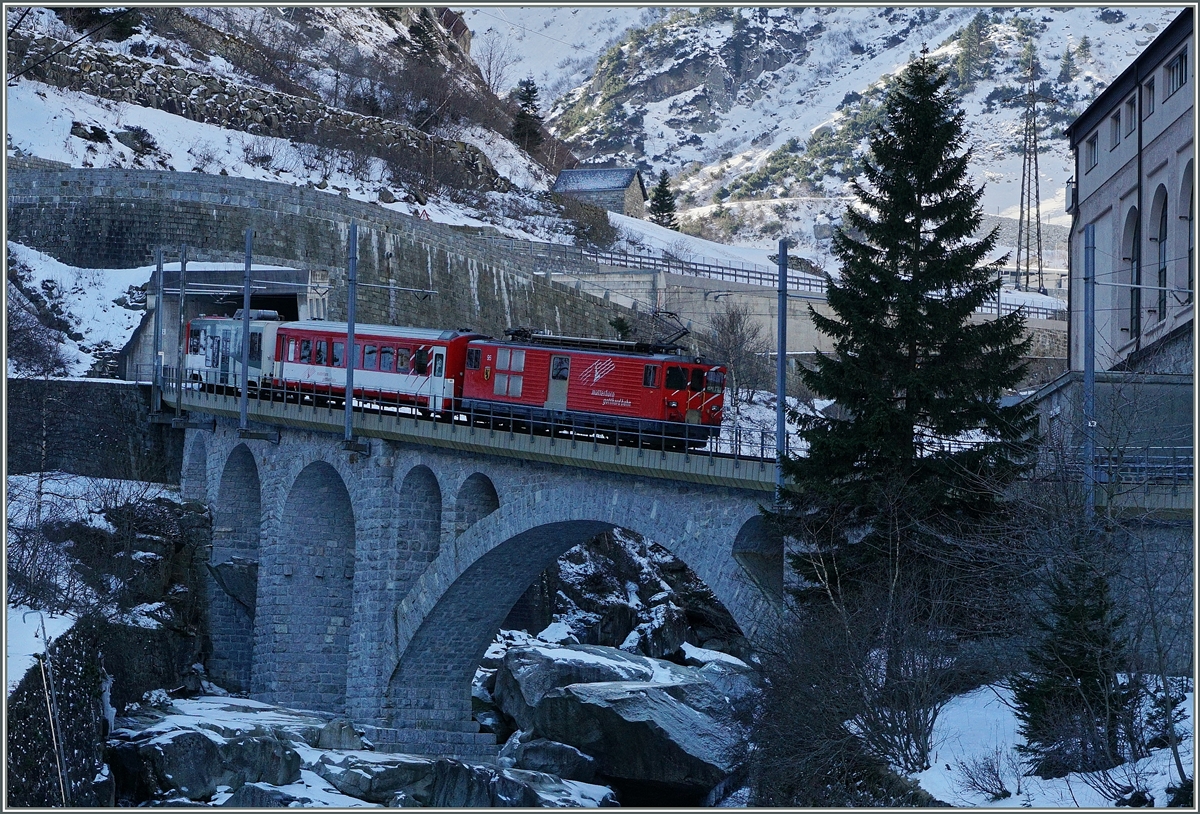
[175,245,188,418]
[152,247,163,410]
[775,238,788,501]
[239,228,252,431]
[1083,223,1096,517]
[344,221,357,444]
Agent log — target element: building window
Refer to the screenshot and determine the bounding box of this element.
[1145,77,1156,115]
[1157,202,1169,321]
[1125,97,1137,134]
[1086,134,1099,170]
[1110,112,1121,148]
[1167,49,1188,96]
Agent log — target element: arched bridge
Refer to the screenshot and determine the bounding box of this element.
[168,386,784,760]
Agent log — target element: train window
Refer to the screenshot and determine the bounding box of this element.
[396,348,411,371]
[433,354,444,377]
[497,348,511,370]
[332,342,344,368]
[466,348,482,370]
[300,339,312,364]
[188,328,202,354]
[689,369,705,392]
[380,347,395,372]
[414,348,429,375]
[510,349,525,373]
[508,375,522,397]
[552,356,570,380]
[315,340,328,366]
[665,366,687,390]
[364,345,377,370]
[643,365,659,387]
[493,372,508,395]
[288,339,297,361]
[249,333,262,364]
[706,370,726,394]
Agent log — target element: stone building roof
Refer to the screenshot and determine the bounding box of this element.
[552,168,646,200]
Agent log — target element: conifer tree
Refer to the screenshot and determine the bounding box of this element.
[1012,553,1133,778]
[1076,35,1092,62]
[511,77,544,153]
[1058,47,1077,83]
[781,54,1034,595]
[647,169,678,229]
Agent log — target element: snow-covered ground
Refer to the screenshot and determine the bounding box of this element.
[918,684,1194,807]
[6,605,75,696]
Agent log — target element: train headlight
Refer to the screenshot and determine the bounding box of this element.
[667,400,678,408]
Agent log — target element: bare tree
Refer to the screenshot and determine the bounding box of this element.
[474,28,517,96]
[701,300,770,415]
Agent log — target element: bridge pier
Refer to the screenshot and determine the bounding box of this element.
[182,411,783,759]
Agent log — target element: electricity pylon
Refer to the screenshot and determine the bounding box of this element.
[1014,69,1045,293]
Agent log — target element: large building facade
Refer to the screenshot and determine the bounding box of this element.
[1065,8,1193,375]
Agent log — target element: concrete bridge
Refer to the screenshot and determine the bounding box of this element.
[171,387,782,760]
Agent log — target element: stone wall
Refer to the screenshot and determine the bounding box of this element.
[7,32,507,193]
[6,378,184,483]
[6,165,641,343]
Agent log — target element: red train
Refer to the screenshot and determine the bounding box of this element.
[185,314,726,444]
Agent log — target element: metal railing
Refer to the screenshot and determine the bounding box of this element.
[1066,447,1195,485]
[476,234,1067,320]
[154,366,790,464]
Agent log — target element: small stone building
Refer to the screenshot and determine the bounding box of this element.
[552,168,647,218]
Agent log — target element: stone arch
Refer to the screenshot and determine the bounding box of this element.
[1177,161,1193,300]
[397,464,443,576]
[454,472,499,536]
[1119,205,1141,337]
[385,486,771,729]
[180,431,209,503]
[1149,184,1170,324]
[208,443,261,692]
[254,460,356,713]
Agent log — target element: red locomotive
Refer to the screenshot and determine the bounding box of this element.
[183,315,726,445]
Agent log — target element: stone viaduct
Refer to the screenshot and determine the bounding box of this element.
[182,417,780,760]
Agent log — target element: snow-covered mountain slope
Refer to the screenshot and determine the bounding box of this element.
[474,6,1181,257]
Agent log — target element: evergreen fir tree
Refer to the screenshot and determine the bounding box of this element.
[781,54,1034,596]
[953,11,993,91]
[1076,35,1092,63]
[1012,554,1133,778]
[1058,47,1077,83]
[511,77,544,153]
[647,170,678,229]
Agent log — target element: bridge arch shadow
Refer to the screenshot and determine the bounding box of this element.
[254,460,356,713]
[385,488,774,730]
[397,464,442,566]
[454,472,499,536]
[208,443,260,692]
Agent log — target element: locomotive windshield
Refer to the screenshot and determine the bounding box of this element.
[665,366,687,390]
[689,369,705,392]
[706,370,725,394]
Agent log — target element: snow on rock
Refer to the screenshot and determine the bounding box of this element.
[536,621,579,645]
[5,605,75,696]
[679,641,749,669]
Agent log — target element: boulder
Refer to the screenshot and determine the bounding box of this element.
[493,644,690,730]
[532,680,739,796]
[513,738,597,783]
[316,718,364,750]
[112,729,300,801]
[312,752,436,804]
[427,759,617,808]
[220,782,308,807]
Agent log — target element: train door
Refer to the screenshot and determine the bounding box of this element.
[545,355,570,411]
[431,348,447,409]
[219,328,232,385]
